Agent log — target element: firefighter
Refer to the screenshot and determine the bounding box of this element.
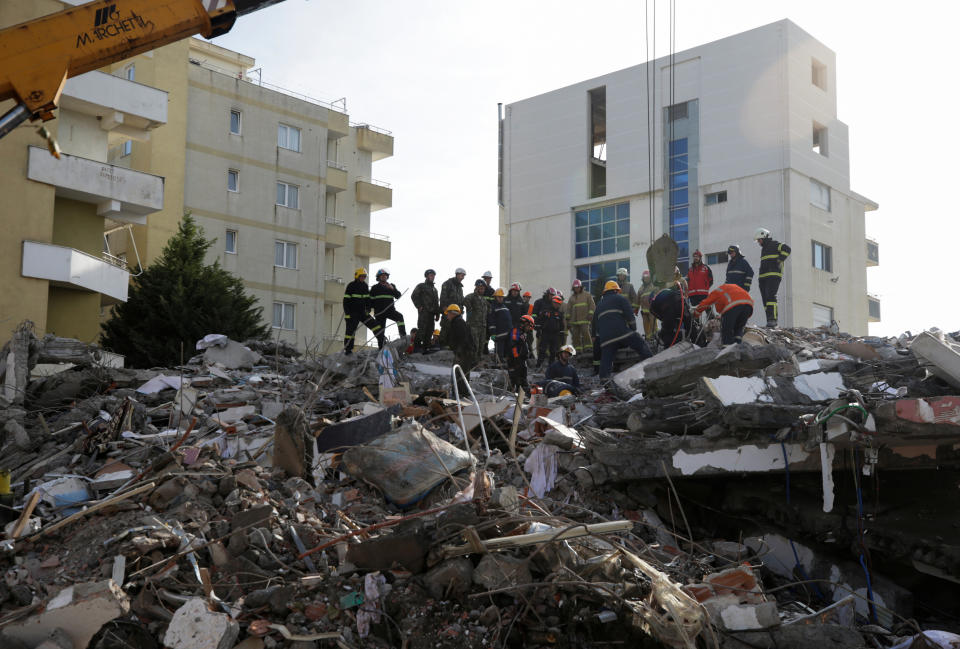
[370,268,405,338]
[649,287,697,349]
[616,268,638,310]
[342,268,383,354]
[686,251,713,307]
[592,281,652,378]
[725,245,754,290]
[440,304,476,396]
[693,284,754,345]
[504,282,525,324]
[637,270,657,339]
[542,344,580,396]
[537,294,565,367]
[411,269,440,352]
[463,279,490,358]
[755,227,791,328]
[530,287,555,355]
[488,288,513,360]
[565,279,595,356]
[507,315,535,393]
[521,291,534,316]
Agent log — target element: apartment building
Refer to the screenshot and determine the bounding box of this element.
[499,19,880,334]
[0,1,168,343]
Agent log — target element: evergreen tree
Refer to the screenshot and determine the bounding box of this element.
[101,214,268,367]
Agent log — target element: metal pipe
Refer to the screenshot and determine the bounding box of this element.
[0,104,30,140]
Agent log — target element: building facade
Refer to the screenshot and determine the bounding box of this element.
[499,20,879,334]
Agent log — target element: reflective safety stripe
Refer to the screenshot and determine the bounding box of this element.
[758,272,782,278]
[570,320,589,325]
[721,298,752,312]
[728,270,746,275]
[600,330,635,347]
[344,315,352,319]
[688,289,709,296]
[598,309,621,318]
[761,254,780,261]
[344,335,354,339]
[371,295,394,300]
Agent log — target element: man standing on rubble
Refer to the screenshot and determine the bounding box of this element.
[686,251,713,307]
[565,279,595,357]
[507,314,536,393]
[693,283,754,345]
[411,269,440,352]
[463,280,490,359]
[725,245,754,291]
[504,282,525,324]
[755,228,791,328]
[537,294,565,368]
[441,304,476,396]
[343,268,384,354]
[592,281,652,378]
[370,268,405,339]
[440,268,466,314]
[488,288,513,361]
[521,291,534,316]
[616,268,638,311]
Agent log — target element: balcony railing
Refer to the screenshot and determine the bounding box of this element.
[326,160,347,171]
[356,177,391,188]
[351,122,392,136]
[355,230,390,241]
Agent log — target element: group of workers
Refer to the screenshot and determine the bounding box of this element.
[341,227,790,385]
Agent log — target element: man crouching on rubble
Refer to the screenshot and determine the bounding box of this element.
[541,344,581,396]
[592,281,652,378]
[693,283,754,345]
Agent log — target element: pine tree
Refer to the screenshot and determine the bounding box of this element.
[101,214,268,367]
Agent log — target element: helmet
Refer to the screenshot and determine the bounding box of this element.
[510,282,521,291]
[482,270,493,279]
[547,287,557,296]
[455,267,466,275]
[522,291,532,298]
[376,268,389,278]
[552,295,562,304]
[433,329,440,336]
[604,280,621,293]
[520,315,535,327]
[692,250,702,259]
[474,279,487,287]
[354,267,368,279]
[727,245,740,256]
[560,344,576,356]
[556,289,564,299]
[424,268,436,277]
[494,288,505,297]
[572,279,582,289]
[445,304,461,314]
[617,268,629,278]
[642,270,651,279]
[754,227,771,240]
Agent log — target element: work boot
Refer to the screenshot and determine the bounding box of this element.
[765,320,777,329]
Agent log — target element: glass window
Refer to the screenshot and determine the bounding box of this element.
[575,258,629,294]
[677,241,689,260]
[589,241,602,256]
[278,124,302,152]
[122,140,132,157]
[575,211,588,227]
[575,243,588,258]
[602,221,616,238]
[575,228,587,243]
[125,65,135,81]
[272,302,295,329]
[574,201,629,259]
[670,225,689,242]
[669,172,689,189]
[277,182,299,209]
[589,209,601,225]
[225,230,237,254]
[230,110,241,135]
[602,206,615,222]
[812,303,833,328]
[669,138,688,156]
[616,220,629,235]
[669,207,689,224]
[812,240,832,271]
[602,239,615,255]
[705,190,727,205]
[669,188,688,206]
[669,155,688,172]
[616,236,629,252]
[616,203,629,220]
[810,178,831,211]
[227,169,239,192]
[275,241,297,269]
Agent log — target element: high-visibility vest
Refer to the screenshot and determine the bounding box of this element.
[696,284,754,315]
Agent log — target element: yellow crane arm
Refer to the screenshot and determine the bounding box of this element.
[0,0,285,138]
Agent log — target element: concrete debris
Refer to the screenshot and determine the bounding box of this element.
[0,323,957,648]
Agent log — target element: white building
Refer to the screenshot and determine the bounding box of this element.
[499,19,879,334]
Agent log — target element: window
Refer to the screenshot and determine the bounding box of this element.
[574,202,629,259]
[121,140,132,157]
[275,240,297,269]
[668,138,691,272]
[704,190,727,205]
[811,58,827,91]
[227,169,239,192]
[667,102,688,121]
[276,181,299,208]
[810,178,831,211]
[588,87,606,198]
[812,303,833,328]
[868,297,881,320]
[272,302,295,329]
[230,110,242,135]
[277,124,301,151]
[575,259,629,295]
[812,122,828,156]
[225,230,237,254]
[125,64,135,81]
[706,251,729,265]
[812,240,832,272]
[866,240,879,264]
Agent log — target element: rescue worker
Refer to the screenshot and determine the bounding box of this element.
[369,268,405,338]
[686,251,713,307]
[649,287,697,349]
[616,268,638,310]
[537,294,565,367]
[521,291,534,316]
[504,282,525,324]
[565,279,595,356]
[440,304,476,396]
[411,269,440,352]
[542,344,580,396]
[693,284,754,345]
[506,315,535,393]
[592,281,652,378]
[755,227,791,328]
[463,280,490,358]
[480,270,495,306]
[488,288,513,360]
[637,270,657,339]
[530,288,555,355]
[439,268,466,313]
[725,245,754,291]
[342,268,384,353]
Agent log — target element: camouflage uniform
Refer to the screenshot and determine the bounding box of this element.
[463,292,489,358]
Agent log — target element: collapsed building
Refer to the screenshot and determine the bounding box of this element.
[0,320,959,649]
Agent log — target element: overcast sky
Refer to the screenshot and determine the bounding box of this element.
[214,1,959,339]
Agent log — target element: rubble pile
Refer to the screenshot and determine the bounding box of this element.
[1,322,959,649]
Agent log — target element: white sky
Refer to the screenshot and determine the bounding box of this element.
[213,1,960,339]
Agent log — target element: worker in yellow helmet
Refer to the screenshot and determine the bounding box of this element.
[342,268,383,354]
[591,280,652,377]
[441,304,476,395]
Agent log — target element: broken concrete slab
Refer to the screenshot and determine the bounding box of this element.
[163,597,239,649]
[642,343,791,396]
[612,341,695,391]
[3,579,129,649]
[699,372,846,406]
[911,330,960,389]
[202,339,261,370]
[472,554,532,591]
[423,558,474,600]
[315,407,392,453]
[272,408,313,482]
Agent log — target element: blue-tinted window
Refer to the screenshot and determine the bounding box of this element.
[616,203,629,220]
[575,211,588,227]
[670,207,688,224]
[602,239,615,255]
[669,188,688,206]
[616,220,629,235]
[670,225,689,242]
[589,209,601,224]
[670,156,688,172]
[602,221,616,237]
[589,225,602,240]
[616,236,629,252]
[575,228,587,243]
[669,172,688,189]
[677,241,689,259]
[589,241,602,256]
[573,201,630,259]
[575,243,588,258]
[669,138,688,155]
[602,206,615,222]
[576,260,628,293]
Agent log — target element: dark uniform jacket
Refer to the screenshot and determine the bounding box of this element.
[343,279,372,318]
[545,360,580,387]
[411,280,440,316]
[488,302,513,336]
[592,292,638,347]
[439,277,465,310]
[507,327,530,365]
[758,239,791,279]
[538,306,565,336]
[369,282,401,315]
[441,314,475,363]
[725,255,755,290]
[504,295,525,324]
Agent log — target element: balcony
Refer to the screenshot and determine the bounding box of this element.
[354,124,394,161]
[27,147,164,225]
[866,238,879,267]
[22,241,129,302]
[868,294,881,323]
[325,161,347,193]
[354,231,391,263]
[325,219,346,249]
[61,71,168,142]
[355,178,392,211]
[323,275,346,302]
[328,110,350,139]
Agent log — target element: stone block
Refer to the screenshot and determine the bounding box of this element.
[163,598,239,649]
[423,558,473,600]
[472,554,531,591]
